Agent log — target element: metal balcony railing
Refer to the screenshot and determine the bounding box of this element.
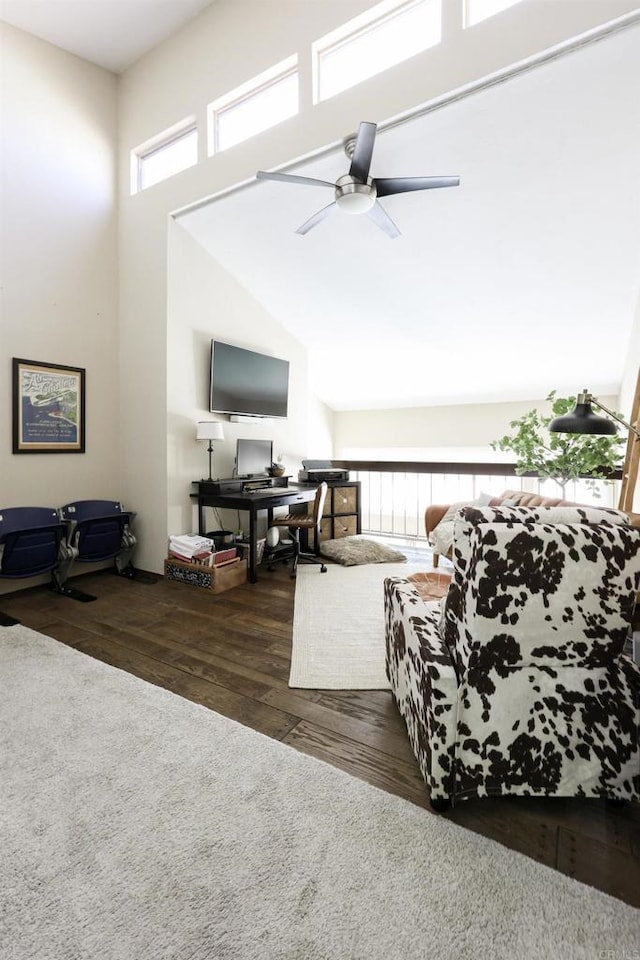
[332,460,622,546]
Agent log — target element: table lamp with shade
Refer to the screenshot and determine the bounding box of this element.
[196,421,224,481]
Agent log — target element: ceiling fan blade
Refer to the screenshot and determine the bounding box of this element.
[375,175,460,197]
[295,201,337,236]
[366,201,401,239]
[256,171,335,189]
[348,121,377,183]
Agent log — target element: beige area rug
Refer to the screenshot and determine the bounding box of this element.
[290,560,430,689]
[1,625,638,960]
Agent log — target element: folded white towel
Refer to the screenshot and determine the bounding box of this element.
[168,534,214,557]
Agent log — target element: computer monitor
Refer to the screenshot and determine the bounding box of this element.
[235,438,272,478]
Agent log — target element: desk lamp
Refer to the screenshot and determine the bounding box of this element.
[196,421,224,481]
[549,390,640,440]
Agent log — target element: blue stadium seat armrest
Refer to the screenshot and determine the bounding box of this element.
[57,514,79,545]
[115,534,136,574]
[52,540,78,590]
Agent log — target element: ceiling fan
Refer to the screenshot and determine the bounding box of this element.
[256,121,460,239]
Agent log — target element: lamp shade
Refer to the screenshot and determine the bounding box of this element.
[549,405,617,435]
[196,421,224,442]
[549,395,617,436]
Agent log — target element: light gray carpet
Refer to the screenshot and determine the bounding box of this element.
[2,624,638,960]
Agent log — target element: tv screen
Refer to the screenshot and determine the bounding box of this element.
[236,438,273,478]
[210,341,289,418]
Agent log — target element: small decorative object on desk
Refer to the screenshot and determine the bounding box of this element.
[268,454,286,478]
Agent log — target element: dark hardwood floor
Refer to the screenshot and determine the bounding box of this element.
[2,563,639,908]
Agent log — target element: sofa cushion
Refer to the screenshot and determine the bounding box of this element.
[428,492,496,556]
[430,520,456,557]
[427,490,574,558]
[431,499,523,556]
[438,492,494,526]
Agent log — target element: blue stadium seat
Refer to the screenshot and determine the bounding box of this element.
[55,500,137,593]
[0,506,65,580]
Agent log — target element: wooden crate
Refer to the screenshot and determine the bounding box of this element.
[163,556,247,593]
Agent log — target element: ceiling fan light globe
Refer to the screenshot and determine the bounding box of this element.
[336,191,376,214]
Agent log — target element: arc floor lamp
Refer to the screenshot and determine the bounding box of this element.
[549,387,640,513]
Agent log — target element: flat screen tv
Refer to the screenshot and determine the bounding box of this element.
[236,438,273,478]
[209,340,289,419]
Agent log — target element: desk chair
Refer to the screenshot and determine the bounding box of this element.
[268,482,328,578]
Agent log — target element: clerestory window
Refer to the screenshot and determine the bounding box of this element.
[131,120,198,194]
[208,56,299,155]
[313,0,442,104]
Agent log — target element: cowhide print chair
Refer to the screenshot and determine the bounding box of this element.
[384,504,640,812]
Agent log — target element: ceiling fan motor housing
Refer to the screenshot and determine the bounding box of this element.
[334,174,377,214]
[255,121,459,236]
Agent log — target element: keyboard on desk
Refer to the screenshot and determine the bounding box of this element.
[244,488,305,499]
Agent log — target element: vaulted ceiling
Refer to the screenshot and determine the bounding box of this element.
[178,22,640,411]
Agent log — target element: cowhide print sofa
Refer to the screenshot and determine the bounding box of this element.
[384,504,640,811]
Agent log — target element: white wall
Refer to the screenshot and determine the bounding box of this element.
[0,23,119,592]
[167,219,327,539]
[333,393,622,461]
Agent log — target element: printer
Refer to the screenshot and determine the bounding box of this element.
[298,459,350,483]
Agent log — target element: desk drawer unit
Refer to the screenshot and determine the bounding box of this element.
[332,486,357,515]
[332,515,358,538]
[313,480,361,546]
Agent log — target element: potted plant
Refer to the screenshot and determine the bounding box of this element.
[268,454,286,478]
[491,391,624,498]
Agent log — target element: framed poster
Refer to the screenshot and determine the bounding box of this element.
[12,358,85,454]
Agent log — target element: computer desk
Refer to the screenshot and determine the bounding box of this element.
[193,483,317,583]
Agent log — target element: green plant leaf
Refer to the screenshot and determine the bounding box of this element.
[492,392,624,494]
